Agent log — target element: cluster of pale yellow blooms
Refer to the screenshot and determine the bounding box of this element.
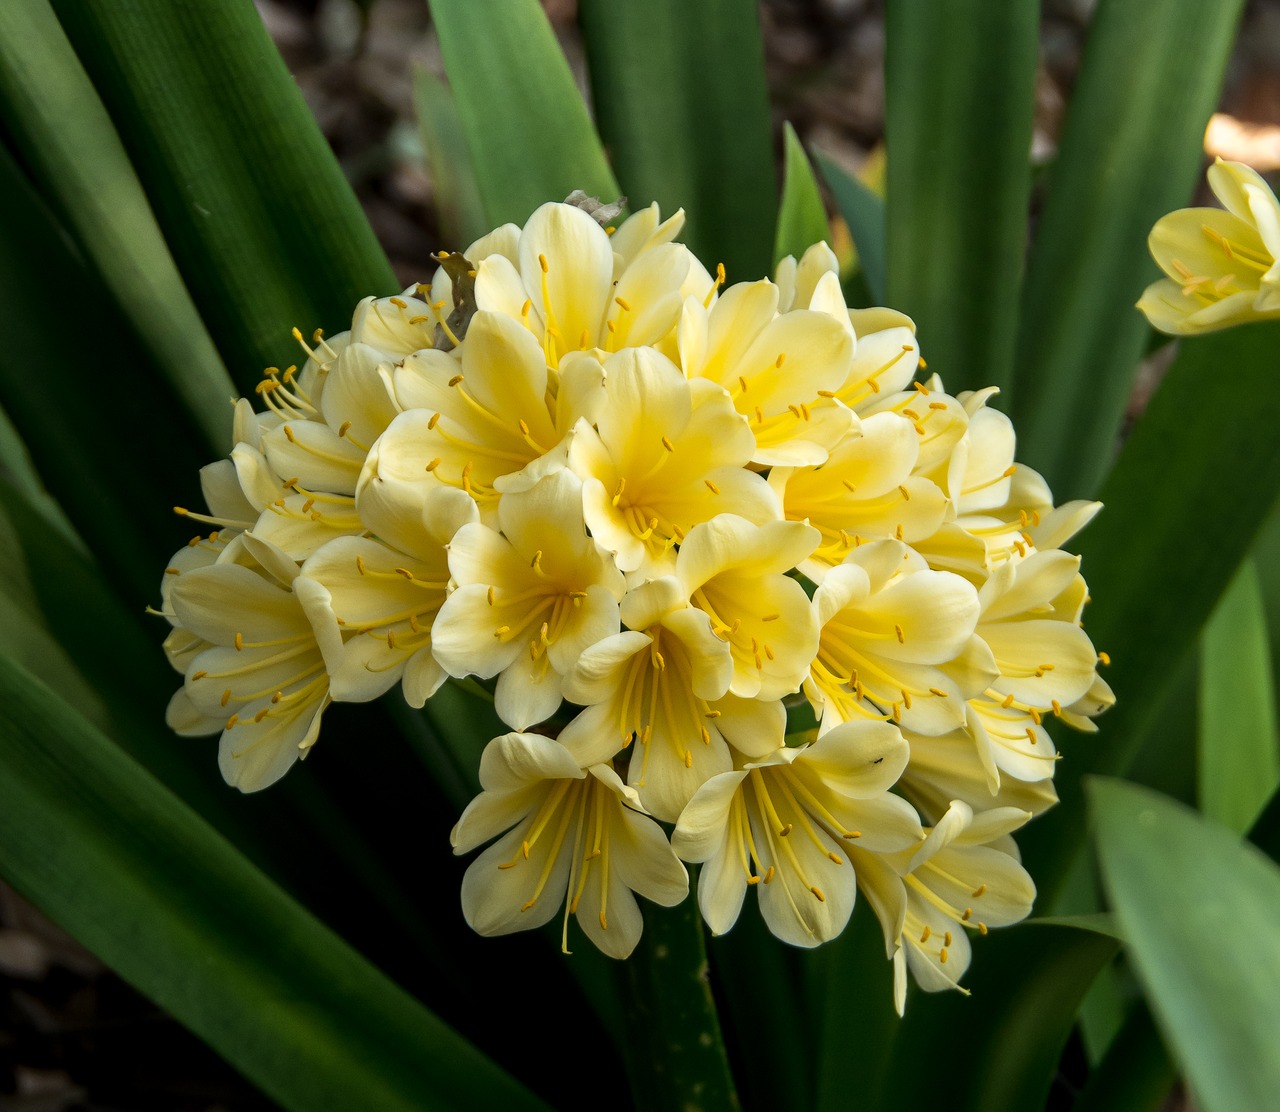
[157,196,1116,1012]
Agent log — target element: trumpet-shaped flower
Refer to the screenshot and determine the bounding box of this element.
[672,720,922,947]
[854,800,1035,1013]
[558,576,782,822]
[1139,158,1280,334]
[432,470,625,729]
[768,411,948,581]
[451,732,688,958]
[676,514,820,700]
[805,540,994,736]
[163,533,335,792]
[678,279,857,465]
[294,479,478,709]
[570,346,779,578]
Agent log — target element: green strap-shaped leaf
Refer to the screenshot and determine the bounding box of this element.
[0,142,213,599]
[48,0,398,384]
[413,66,489,250]
[1019,321,1280,907]
[0,0,233,451]
[0,654,547,1112]
[1199,558,1280,833]
[578,0,776,279]
[428,0,619,229]
[623,901,739,1112]
[816,151,887,304]
[884,0,1038,399]
[1090,778,1280,1112]
[774,123,831,267]
[1011,0,1245,498]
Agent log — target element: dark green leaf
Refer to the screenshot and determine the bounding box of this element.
[884,0,1038,398]
[579,0,776,278]
[428,0,619,228]
[774,123,831,267]
[0,654,546,1112]
[816,150,887,304]
[0,0,233,450]
[1090,778,1280,1112]
[49,0,398,385]
[1011,0,1245,498]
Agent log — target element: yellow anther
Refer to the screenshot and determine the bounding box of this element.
[972,883,987,898]
[1051,699,1063,716]
[762,613,779,622]
[530,550,543,570]
[337,421,352,438]
[661,435,675,452]
[427,412,440,430]
[944,931,953,947]
[961,907,972,921]
[775,353,786,368]
[494,626,510,638]
[828,852,843,864]
[755,406,765,424]
[1001,693,1015,708]
[778,823,793,837]
[684,750,693,768]
[920,925,932,943]
[389,297,407,309]
[521,299,532,319]
[234,632,244,651]
[738,375,749,393]
[220,688,232,707]
[395,567,414,580]
[448,374,464,387]
[282,425,296,443]
[902,408,920,421]
[899,485,911,500]
[978,922,988,935]
[487,586,496,606]
[164,566,180,576]
[894,624,905,644]
[356,555,367,576]
[810,886,826,902]
[1026,727,1039,745]
[1003,465,1017,477]
[191,670,208,681]
[929,687,948,698]
[538,254,549,273]
[225,713,239,730]
[1098,651,1111,666]
[615,296,632,311]
[929,401,947,410]
[939,947,949,964]
[705,479,721,494]
[425,458,441,472]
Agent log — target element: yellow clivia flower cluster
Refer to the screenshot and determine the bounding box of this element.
[157,199,1112,1011]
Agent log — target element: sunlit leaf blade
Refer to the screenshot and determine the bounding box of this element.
[0,654,547,1112]
[48,0,398,384]
[1199,558,1280,833]
[0,143,212,599]
[1019,321,1280,906]
[816,150,887,304]
[1090,778,1280,1112]
[883,0,1038,398]
[774,123,830,267]
[0,0,233,451]
[579,0,776,279]
[413,66,488,249]
[1011,0,1245,498]
[428,0,619,228]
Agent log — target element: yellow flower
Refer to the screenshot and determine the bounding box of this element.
[451,732,688,958]
[1138,158,1280,334]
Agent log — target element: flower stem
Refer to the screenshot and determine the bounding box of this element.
[622,898,740,1112]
